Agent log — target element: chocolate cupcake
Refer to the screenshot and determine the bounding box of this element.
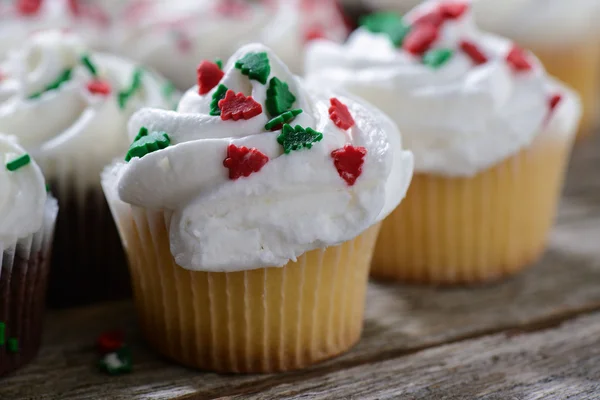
[0,134,58,376]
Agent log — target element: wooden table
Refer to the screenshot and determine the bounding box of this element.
[1,133,599,399]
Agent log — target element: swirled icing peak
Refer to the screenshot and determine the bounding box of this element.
[306,0,581,177]
[0,134,46,245]
[112,43,414,272]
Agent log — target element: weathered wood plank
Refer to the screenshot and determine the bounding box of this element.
[226,312,600,400]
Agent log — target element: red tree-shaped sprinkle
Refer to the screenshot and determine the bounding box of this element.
[413,9,444,27]
[97,330,125,354]
[549,93,562,113]
[87,80,112,95]
[329,98,355,130]
[403,24,439,55]
[331,145,367,186]
[197,60,224,95]
[17,0,43,15]
[439,2,469,19]
[223,144,269,180]
[459,40,488,65]
[506,45,533,72]
[218,90,263,121]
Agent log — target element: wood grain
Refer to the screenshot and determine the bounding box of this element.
[0,133,598,399]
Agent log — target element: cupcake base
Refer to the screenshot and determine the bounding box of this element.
[372,128,573,285]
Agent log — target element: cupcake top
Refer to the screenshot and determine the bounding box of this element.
[111,43,414,272]
[111,0,349,89]
[306,0,581,177]
[0,0,110,57]
[0,30,177,182]
[474,0,600,45]
[0,134,46,246]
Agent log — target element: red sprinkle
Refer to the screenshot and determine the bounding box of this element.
[223,144,269,180]
[197,60,224,95]
[506,45,533,72]
[459,40,488,65]
[97,331,125,354]
[413,9,444,28]
[439,2,469,19]
[403,24,439,55]
[16,0,43,15]
[549,93,562,113]
[218,90,263,121]
[304,26,326,43]
[87,80,112,95]
[329,98,355,130]
[331,145,367,186]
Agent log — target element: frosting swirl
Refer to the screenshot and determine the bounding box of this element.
[306,0,580,176]
[0,134,46,245]
[112,43,413,272]
[0,30,177,183]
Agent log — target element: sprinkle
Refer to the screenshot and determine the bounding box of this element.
[97,331,125,354]
[80,54,97,76]
[218,90,263,121]
[331,145,367,186]
[360,12,411,47]
[304,26,326,43]
[413,9,444,28]
[8,338,18,353]
[223,144,269,180]
[197,60,224,95]
[210,84,228,116]
[506,45,533,72]
[329,98,355,130]
[549,93,562,113]
[439,2,469,19]
[266,77,296,118]
[0,322,5,346]
[16,0,42,15]
[277,124,323,154]
[265,109,303,131]
[28,69,73,99]
[118,68,144,109]
[215,59,223,70]
[459,40,488,65]
[87,80,112,95]
[45,183,50,192]
[125,127,171,162]
[234,52,271,85]
[98,346,132,376]
[6,153,31,171]
[422,48,453,68]
[403,24,439,56]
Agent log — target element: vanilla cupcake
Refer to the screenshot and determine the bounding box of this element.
[0,134,58,376]
[0,30,177,307]
[306,0,582,284]
[102,43,413,372]
[474,0,600,139]
[111,0,349,89]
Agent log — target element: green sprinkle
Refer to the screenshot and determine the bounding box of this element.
[81,54,97,76]
[7,338,17,353]
[6,153,31,171]
[215,58,223,70]
[266,77,296,118]
[45,183,50,193]
[28,69,73,99]
[0,322,5,346]
[209,84,228,116]
[125,127,171,162]
[423,48,454,68]
[118,68,144,109]
[234,52,270,85]
[265,109,303,131]
[98,346,132,375]
[277,124,323,154]
[360,12,410,47]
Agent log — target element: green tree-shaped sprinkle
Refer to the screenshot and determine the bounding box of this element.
[28,69,73,99]
[210,84,229,116]
[277,124,323,154]
[125,127,171,162]
[234,52,270,84]
[265,109,303,131]
[266,77,296,118]
[422,48,454,69]
[360,12,410,47]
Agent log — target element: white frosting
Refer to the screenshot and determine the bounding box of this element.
[0,30,176,183]
[111,0,348,89]
[363,0,424,14]
[0,134,47,245]
[0,0,110,58]
[474,0,600,45]
[306,0,581,177]
[113,43,414,272]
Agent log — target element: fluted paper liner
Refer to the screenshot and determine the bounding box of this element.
[103,176,380,373]
[39,155,129,307]
[0,197,58,376]
[372,123,575,284]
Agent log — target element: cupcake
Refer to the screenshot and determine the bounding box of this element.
[0,30,177,307]
[111,0,349,89]
[0,134,58,376]
[474,0,600,138]
[306,0,582,284]
[362,0,425,14]
[0,0,110,57]
[102,43,413,372]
